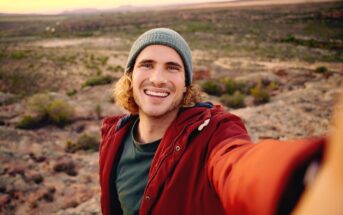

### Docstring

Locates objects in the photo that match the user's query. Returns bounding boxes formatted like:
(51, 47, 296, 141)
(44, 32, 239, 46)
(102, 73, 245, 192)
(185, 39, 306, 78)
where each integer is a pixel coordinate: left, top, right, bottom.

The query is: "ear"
(183, 86, 187, 93)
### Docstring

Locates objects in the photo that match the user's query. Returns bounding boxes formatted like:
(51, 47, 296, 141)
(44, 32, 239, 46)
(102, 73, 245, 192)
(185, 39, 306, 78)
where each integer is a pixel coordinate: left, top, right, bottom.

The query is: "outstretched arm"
(294, 93, 343, 215)
(207, 115, 324, 215)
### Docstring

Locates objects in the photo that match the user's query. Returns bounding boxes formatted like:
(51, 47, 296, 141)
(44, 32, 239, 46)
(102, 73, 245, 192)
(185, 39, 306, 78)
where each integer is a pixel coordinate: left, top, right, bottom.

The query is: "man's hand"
(294, 92, 343, 215)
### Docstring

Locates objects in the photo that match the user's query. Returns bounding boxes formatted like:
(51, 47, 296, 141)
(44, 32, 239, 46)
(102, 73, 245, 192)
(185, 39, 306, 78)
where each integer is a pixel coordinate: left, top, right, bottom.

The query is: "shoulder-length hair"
(114, 73, 203, 114)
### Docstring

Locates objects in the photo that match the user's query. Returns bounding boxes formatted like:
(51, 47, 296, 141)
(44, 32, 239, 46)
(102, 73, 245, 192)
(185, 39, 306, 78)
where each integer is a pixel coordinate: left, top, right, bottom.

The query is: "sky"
(0, 0, 235, 14)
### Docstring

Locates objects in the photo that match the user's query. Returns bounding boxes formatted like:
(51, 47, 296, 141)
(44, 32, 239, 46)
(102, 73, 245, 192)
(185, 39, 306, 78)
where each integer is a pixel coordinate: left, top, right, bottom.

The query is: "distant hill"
(59, 5, 150, 15)
(158, 0, 340, 11)
(60, 8, 101, 15)
(57, 0, 341, 15)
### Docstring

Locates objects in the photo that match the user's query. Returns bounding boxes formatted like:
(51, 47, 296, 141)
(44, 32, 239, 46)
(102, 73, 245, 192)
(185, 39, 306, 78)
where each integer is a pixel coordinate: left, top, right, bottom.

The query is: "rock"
(0, 173, 34, 213)
(29, 153, 47, 163)
(63, 199, 80, 209)
(6, 163, 26, 177)
(0, 92, 18, 105)
(0, 183, 5, 193)
(53, 157, 78, 176)
(24, 171, 44, 184)
(56, 196, 100, 215)
(193, 68, 211, 80)
(42, 186, 55, 202)
(27, 186, 55, 208)
(69, 122, 86, 133)
(273, 68, 288, 77)
(0, 194, 11, 208)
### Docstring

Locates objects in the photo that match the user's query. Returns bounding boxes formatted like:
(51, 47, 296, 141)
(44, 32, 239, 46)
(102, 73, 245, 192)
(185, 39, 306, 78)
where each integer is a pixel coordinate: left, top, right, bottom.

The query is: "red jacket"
(99, 103, 323, 215)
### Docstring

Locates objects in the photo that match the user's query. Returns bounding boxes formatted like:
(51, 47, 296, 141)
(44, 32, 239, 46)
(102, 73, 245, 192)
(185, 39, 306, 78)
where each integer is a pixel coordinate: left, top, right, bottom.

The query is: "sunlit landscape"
(0, 0, 342, 214)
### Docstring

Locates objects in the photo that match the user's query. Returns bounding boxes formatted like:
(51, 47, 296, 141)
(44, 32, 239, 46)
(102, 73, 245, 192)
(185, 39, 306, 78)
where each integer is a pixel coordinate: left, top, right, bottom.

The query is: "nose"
(149, 66, 167, 86)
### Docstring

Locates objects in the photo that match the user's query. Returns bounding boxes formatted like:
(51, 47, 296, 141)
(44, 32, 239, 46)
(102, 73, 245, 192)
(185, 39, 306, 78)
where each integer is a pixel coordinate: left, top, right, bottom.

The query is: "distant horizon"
(0, 0, 338, 15)
(0, 0, 239, 15)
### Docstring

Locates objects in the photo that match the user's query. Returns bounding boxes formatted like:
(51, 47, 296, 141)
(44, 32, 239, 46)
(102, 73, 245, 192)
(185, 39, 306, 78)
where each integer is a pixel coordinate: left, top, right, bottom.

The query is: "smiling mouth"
(144, 89, 170, 98)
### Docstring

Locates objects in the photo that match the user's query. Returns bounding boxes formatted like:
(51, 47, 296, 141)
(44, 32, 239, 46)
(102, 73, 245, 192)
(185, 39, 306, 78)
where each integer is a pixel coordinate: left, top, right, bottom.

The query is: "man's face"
(132, 44, 186, 118)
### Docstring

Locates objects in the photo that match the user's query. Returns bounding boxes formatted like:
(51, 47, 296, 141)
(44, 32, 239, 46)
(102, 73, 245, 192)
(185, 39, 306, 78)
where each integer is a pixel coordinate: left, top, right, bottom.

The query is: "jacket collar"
(115, 102, 215, 132)
(115, 114, 138, 131)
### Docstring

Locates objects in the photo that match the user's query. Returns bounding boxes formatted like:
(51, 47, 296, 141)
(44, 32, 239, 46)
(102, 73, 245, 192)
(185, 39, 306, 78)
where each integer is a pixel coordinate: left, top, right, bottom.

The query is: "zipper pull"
(198, 119, 210, 131)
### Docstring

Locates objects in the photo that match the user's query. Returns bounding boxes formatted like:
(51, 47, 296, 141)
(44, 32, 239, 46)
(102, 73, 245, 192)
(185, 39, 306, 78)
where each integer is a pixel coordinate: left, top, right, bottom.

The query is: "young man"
(99, 28, 341, 215)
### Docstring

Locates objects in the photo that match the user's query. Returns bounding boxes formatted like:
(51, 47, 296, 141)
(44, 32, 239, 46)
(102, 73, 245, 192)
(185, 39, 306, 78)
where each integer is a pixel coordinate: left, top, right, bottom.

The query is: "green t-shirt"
(115, 119, 160, 215)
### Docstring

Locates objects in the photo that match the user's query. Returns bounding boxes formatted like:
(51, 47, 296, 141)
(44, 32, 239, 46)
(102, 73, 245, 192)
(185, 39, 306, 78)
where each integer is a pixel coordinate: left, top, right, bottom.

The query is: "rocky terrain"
(0, 1, 342, 214)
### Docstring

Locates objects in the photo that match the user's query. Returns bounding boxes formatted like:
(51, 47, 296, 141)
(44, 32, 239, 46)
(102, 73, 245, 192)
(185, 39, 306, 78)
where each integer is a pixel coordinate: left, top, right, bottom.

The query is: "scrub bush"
(10, 51, 26, 59)
(267, 81, 279, 91)
(220, 91, 246, 109)
(107, 65, 124, 73)
(47, 99, 74, 127)
(66, 89, 77, 97)
(314, 66, 328, 74)
(201, 80, 222, 96)
(17, 93, 74, 129)
(82, 75, 114, 87)
(65, 133, 99, 153)
(95, 104, 102, 119)
(16, 115, 42, 129)
(0, 69, 42, 95)
(221, 78, 248, 95)
(250, 84, 270, 104)
(27, 93, 53, 115)
(98, 56, 109, 66)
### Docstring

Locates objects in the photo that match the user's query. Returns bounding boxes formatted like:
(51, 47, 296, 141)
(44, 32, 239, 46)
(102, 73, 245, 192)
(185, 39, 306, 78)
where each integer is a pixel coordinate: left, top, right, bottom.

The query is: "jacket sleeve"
(207, 117, 324, 215)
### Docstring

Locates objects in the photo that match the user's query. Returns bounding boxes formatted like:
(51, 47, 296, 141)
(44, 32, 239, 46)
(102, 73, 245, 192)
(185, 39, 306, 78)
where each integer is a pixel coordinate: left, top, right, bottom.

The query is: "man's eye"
(141, 63, 152, 68)
(168, 65, 180, 71)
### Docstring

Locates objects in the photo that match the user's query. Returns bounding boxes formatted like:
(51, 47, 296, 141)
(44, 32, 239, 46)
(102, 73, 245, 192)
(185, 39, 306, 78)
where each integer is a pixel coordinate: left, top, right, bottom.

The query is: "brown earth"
(0, 5, 342, 213)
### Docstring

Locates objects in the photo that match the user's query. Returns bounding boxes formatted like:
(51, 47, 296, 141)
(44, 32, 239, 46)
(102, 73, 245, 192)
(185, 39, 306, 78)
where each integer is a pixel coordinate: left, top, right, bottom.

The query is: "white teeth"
(145, 90, 169, 97)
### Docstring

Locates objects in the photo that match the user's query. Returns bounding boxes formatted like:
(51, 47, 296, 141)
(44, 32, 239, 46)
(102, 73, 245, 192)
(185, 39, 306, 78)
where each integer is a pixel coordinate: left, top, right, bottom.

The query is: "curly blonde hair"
(114, 73, 203, 114)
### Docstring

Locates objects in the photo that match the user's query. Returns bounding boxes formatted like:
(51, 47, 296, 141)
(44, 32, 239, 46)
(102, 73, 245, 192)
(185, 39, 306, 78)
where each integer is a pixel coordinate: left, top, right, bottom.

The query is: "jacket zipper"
(143, 125, 187, 194)
(143, 115, 207, 195)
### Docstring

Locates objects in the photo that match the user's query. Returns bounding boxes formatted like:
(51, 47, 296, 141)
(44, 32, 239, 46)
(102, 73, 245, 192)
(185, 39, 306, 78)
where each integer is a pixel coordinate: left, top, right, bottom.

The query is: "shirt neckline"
(131, 118, 161, 152)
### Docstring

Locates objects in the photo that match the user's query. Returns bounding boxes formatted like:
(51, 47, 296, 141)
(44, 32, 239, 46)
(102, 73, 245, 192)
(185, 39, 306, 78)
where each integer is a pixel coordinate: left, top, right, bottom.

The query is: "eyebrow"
(137, 59, 155, 65)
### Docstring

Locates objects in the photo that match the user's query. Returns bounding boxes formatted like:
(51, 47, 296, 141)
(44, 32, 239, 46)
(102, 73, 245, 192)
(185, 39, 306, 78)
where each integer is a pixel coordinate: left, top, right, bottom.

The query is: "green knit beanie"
(125, 28, 192, 86)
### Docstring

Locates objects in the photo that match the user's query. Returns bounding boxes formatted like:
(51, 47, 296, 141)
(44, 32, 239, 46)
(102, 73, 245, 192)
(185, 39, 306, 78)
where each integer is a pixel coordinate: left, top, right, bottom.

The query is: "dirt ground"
(0, 1, 342, 214)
